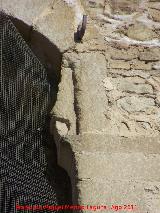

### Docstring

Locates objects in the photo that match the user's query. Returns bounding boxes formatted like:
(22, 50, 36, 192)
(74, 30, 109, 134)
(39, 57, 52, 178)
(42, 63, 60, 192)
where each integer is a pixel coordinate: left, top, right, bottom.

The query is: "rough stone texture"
(1, 0, 84, 52)
(2, 0, 160, 212)
(54, 134, 160, 212)
(50, 67, 76, 136)
(126, 22, 157, 41)
(66, 52, 108, 133)
(148, 8, 160, 22)
(117, 96, 155, 113)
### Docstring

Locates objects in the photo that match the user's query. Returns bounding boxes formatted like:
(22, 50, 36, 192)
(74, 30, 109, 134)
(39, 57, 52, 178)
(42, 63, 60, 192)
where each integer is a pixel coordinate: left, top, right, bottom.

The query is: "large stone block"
(109, 0, 141, 14)
(117, 96, 155, 113)
(73, 52, 108, 133)
(34, 1, 75, 52)
(139, 48, 160, 61)
(131, 60, 152, 70)
(2, 0, 82, 51)
(109, 60, 131, 69)
(1, 0, 53, 25)
(126, 23, 156, 41)
(75, 152, 160, 181)
(104, 77, 154, 94)
(77, 179, 160, 213)
(65, 134, 160, 154)
(55, 134, 160, 212)
(108, 47, 138, 61)
(51, 67, 76, 135)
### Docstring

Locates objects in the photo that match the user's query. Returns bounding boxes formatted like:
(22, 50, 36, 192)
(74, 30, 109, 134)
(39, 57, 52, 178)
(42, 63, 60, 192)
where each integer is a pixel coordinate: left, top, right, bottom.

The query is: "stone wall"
(2, 0, 160, 212)
(52, 0, 160, 137)
(51, 1, 160, 212)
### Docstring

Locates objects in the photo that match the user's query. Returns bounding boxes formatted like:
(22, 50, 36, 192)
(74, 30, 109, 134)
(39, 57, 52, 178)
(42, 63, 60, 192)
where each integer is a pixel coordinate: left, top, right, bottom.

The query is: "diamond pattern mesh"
(0, 13, 58, 212)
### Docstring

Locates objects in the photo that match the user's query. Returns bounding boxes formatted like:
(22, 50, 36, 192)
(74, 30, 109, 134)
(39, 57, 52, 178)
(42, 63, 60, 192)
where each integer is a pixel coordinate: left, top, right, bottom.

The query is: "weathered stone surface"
(156, 93, 160, 106)
(139, 48, 160, 61)
(109, 0, 141, 14)
(123, 82, 153, 94)
(54, 132, 160, 210)
(103, 77, 115, 91)
(108, 47, 138, 61)
(126, 23, 156, 41)
(117, 96, 155, 113)
(72, 52, 108, 133)
(51, 67, 76, 135)
(103, 76, 153, 94)
(81, 0, 105, 19)
(75, 39, 106, 52)
(2, 0, 83, 52)
(34, 1, 75, 52)
(54, 121, 69, 137)
(109, 60, 131, 69)
(86, 0, 105, 8)
(77, 179, 160, 213)
(152, 62, 160, 70)
(146, 77, 160, 91)
(148, 8, 160, 22)
(131, 60, 152, 70)
(148, 2, 160, 9)
(75, 151, 160, 180)
(2, 0, 53, 25)
(108, 69, 150, 79)
(63, 134, 160, 160)
(110, 77, 153, 94)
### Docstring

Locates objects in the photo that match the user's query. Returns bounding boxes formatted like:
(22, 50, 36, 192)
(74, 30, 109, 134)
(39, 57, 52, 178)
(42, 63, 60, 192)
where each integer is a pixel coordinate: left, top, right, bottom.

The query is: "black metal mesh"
(0, 13, 58, 212)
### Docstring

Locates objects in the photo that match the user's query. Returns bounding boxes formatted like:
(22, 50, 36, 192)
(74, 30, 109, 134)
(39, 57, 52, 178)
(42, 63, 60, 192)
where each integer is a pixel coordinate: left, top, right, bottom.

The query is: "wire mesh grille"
(0, 13, 58, 212)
